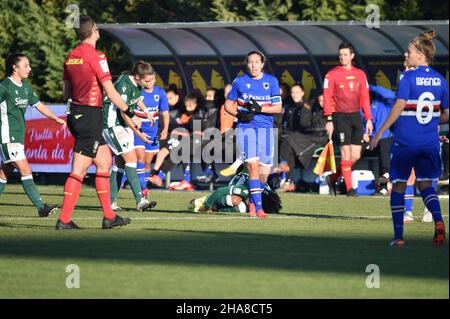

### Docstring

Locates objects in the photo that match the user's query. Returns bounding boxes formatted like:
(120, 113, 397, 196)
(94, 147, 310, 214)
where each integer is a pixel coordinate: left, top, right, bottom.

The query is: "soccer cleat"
(248, 203, 257, 217)
(389, 239, 405, 247)
(346, 188, 358, 197)
(256, 209, 268, 218)
(111, 201, 122, 212)
(38, 203, 57, 217)
(404, 211, 414, 223)
(55, 219, 81, 230)
(219, 165, 238, 177)
(102, 214, 131, 229)
(421, 207, 433, 223)
(189, 196, 207, 212)
(141, 188, 149, 198)
(146, 174, 163, 188)
(137, 198, 157, 212)
(433, 221, 446, 246)
(170, 180, 195, 191)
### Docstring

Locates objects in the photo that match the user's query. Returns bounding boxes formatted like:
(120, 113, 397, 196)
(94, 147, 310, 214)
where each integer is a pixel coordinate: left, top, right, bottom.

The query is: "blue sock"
(248, 179, 263, 212)
(204, 164, 213, 176)
(391, 191, 405, 240)
(158, 170, 166, 180)
(404, 185, 414, 213)
(137, 162, 147, 189)
(421, 187, 442, 223)
(184, 164, 191, 183)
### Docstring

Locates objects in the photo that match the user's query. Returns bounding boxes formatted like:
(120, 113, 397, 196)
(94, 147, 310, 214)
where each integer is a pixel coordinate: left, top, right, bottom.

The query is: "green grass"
(0, 184, 448, 298)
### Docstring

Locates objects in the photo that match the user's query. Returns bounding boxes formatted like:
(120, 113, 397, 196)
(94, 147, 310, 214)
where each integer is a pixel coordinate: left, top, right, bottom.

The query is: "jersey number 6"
(416, 91, 436, 125)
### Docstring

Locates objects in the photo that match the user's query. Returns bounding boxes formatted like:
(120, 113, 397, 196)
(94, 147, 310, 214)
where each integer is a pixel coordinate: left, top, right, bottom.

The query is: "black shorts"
(67, 105, 106, 158)
(332, 112, 364, 146)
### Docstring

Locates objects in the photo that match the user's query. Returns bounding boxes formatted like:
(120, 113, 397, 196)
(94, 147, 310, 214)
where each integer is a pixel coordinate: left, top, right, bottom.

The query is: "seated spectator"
(279, 93, 328, 192)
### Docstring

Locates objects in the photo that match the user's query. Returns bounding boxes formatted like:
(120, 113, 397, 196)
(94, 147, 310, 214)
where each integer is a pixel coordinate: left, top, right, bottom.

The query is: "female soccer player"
(370, 31, 449, 247)
(224, 51, 282, 218)
(0, 53, 66, 217)
(103, 61, 157, 212)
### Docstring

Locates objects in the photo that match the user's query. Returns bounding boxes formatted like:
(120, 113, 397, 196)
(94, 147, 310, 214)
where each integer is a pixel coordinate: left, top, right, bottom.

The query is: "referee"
(56, 15, 138, 230)
(323, 42, 373, 196)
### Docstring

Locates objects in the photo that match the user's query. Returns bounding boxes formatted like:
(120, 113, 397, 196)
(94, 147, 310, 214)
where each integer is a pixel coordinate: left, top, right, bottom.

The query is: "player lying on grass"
(188, 171, 282, 215)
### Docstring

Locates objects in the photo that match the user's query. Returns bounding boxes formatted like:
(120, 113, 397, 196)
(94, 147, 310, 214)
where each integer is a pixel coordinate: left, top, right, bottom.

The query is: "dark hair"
(411, 30, 437, 64)
(244, 50, 265, 64)
(291, 82, 304, 91)
(262, 189, 282, 214)
(5, 53, 27, 76)
(338, 42, 355, 55)
(166, 84, 179, 95)
(130, 60, 155, 78)
(75, 15, 96, 41)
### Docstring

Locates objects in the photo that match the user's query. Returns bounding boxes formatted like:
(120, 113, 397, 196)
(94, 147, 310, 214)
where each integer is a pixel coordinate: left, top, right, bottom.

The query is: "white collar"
(8, 77, 23, 87)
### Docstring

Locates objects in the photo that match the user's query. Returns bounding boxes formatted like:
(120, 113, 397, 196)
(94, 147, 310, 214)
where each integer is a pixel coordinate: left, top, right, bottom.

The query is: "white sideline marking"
(0, 215, 447, 221)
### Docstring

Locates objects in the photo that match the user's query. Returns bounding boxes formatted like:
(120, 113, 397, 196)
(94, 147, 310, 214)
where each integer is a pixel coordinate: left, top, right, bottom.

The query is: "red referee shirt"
(323, 65, 372, 121)
(63, 42, 112, 107)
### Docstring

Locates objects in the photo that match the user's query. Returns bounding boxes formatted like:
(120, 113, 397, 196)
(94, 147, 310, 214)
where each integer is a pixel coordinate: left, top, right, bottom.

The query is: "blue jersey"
(134, 85, 169, 123)
(227, 73, 281, 128)
(395, 66, 449, 146)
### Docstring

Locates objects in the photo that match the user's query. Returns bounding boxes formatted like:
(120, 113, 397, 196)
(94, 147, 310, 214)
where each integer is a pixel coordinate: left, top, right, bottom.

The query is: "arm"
(160, 110, 169, 140)
(224, 98, 238, 117)
(35, 103, 67, 129)
(360, 73, 373, 135)
(136, 99, 155, 125)
(369, 84, 396, 101)
(261, 103, 282, 114)
(102, 80, 131, 112)
(63, 80, 72, 100)
(440, 108, 449, 125)
(369, 99, 407, 150)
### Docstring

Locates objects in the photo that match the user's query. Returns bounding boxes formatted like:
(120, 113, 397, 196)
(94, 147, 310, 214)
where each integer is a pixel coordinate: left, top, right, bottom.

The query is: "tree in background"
(0, 0, 447, 102)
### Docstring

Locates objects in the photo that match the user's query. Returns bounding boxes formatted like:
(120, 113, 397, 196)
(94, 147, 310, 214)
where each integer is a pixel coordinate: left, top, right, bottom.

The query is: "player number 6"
(416, 91, 435, 125)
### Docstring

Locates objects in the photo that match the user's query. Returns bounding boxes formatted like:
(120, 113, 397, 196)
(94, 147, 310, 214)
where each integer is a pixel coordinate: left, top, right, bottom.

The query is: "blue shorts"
(134, 122, 160, 153)
(390, 141, 441, 183)
(236, 124, 274, 166)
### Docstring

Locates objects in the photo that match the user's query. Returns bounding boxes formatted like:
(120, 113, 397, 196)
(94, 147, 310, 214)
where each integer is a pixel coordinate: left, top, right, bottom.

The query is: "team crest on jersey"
(263, 82, 269, 90)
(246, 84, 251, 89)
(154, 95, 160, 102)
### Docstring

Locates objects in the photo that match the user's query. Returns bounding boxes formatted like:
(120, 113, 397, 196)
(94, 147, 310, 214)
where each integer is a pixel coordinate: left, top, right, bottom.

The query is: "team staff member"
(0, 53, 66, 217)
(323, 42, 373, 196)
(224, 51, 282, 218)
(56, 15, 137, 230)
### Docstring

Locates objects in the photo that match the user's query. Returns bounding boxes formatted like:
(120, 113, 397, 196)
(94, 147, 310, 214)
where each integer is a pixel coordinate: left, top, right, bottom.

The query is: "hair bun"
(420, 30, 436, 40)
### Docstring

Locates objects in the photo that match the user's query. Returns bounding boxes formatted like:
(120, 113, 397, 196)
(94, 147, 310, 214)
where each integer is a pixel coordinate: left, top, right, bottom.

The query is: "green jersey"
(0, 78, 40, 144)
(227, 172, 250, 200)
(103, 74, 143, 128)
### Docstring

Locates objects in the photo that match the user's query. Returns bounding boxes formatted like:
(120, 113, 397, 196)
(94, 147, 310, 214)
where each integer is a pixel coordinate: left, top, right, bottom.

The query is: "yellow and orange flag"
(313, 141, 337, 176)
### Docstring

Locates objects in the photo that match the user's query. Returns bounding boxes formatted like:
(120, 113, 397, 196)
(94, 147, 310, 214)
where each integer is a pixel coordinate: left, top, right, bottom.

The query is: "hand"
(236, 111, 255, 123)
(365, 119, 373, 136)
(146, 112, 155, 126)
(55, 118, 67, 129)
(325, 122, 334, 140)
(245, 98, 262, 113)
(363, 133, 371, 143)
(369, 133, 381, 150)
(160, 129, 168, 141)
(137, 131, 151, 143)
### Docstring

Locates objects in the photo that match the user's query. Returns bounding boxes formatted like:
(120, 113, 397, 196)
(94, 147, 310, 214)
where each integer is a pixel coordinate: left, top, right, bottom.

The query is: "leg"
(92, 144, 116, 220)
(135, 147, 147, 190)
(0, 163, 15, 196)
(339, 145, 353, 192)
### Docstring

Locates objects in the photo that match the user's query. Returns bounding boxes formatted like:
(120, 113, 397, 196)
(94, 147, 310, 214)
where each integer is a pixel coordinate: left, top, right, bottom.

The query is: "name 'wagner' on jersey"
(395, 65, 449, 146)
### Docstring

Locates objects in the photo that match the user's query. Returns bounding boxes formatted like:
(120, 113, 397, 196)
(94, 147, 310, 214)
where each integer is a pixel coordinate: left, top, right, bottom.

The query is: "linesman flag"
(313, 141, 336, 176)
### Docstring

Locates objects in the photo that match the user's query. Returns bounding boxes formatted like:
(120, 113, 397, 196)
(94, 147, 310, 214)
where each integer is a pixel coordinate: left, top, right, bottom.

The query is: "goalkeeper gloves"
(236, 111, 255, 123)
(245, 98, 262, 113)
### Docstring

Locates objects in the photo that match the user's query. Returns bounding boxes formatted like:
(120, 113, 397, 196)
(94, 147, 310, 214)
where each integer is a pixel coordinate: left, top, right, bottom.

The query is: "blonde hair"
(410, 30, 437, 64)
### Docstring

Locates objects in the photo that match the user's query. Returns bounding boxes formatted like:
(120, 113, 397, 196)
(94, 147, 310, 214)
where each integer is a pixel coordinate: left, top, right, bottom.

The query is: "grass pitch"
(0, 184, 448, 298)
